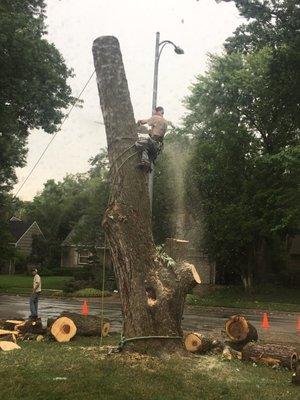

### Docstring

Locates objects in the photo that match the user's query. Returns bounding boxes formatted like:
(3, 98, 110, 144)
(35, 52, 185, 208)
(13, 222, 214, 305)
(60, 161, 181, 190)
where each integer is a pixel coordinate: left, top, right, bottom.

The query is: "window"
(78, 249, 92, 265)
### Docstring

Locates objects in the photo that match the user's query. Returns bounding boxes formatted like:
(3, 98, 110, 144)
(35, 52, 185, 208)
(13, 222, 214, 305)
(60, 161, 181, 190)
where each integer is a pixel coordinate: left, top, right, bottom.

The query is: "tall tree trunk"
(92, 36, 200, 353)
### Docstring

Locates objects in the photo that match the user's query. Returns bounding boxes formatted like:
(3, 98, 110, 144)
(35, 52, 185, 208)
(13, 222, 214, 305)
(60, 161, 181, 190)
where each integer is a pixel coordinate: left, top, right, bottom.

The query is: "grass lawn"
(187, 285, 300, 312)
(0, 275, 71, 295)
(0, 336, 297, 400)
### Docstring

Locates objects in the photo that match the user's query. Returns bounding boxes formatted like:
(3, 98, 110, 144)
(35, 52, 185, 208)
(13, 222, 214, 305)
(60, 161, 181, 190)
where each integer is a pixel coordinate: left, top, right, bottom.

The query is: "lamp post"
(149, 32, 184, 213)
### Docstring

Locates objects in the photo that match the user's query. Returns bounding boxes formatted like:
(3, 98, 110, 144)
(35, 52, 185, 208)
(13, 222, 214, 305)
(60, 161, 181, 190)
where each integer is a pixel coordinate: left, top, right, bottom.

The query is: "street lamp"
(149, 32, 184, 213)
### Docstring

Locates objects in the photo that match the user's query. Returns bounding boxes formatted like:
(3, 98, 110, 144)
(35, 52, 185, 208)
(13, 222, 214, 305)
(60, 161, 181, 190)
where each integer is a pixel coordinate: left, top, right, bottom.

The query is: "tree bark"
(92, 36, 200, 353)
(242, 342, 298, 370)
(17, 319, 45, 335)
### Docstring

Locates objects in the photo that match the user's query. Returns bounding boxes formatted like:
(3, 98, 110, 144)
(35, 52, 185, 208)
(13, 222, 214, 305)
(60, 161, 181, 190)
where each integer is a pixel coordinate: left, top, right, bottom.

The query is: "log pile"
(0, 319, 46, 347)
(0, 313, 111, 345)
(183, 315, 299, 371)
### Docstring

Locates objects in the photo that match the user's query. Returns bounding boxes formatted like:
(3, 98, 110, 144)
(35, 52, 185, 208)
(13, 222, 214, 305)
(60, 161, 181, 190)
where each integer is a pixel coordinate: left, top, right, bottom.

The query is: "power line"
(15, 70, 96, 197)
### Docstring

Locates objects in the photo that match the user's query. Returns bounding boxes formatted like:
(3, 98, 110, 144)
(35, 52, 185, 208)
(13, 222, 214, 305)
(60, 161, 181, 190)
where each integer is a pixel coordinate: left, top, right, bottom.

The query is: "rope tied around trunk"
(118, 335, 183, 350)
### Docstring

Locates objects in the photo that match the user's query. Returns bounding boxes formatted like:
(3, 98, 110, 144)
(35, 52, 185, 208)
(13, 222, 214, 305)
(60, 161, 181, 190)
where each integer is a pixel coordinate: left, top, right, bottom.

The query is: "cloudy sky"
(14, 0, 241, 200)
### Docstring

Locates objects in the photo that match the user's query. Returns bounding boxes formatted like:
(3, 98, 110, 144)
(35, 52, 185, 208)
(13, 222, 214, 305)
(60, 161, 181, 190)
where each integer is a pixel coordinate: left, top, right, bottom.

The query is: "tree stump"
(225, 315, 258, 350)
(242, 342, 298, 370)
(92, 36, 200, 354)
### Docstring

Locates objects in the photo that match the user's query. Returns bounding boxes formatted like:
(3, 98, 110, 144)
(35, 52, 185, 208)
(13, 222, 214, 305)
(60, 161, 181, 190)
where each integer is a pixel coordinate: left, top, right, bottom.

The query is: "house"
(61, 227, 112, 269)
(287, 234, 300, 284)
(1, 217, 44, 274)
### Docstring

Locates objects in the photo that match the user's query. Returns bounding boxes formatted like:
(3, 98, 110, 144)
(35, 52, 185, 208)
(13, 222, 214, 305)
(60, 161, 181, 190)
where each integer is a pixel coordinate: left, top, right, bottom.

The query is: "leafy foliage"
(184, 0, 300, 289)
(23, 158, 109, 267)
(0, 0, 74, 259)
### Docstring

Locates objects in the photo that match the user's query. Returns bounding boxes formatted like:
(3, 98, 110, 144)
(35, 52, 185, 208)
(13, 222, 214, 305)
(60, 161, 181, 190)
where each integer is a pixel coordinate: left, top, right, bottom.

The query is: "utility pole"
(149, 32, 160, 213)
(148, 32, 184, 214)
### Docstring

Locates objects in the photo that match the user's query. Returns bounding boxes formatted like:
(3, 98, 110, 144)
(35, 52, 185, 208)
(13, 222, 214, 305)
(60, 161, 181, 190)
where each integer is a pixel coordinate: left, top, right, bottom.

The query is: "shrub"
(63, 279, 91, 293)
(73, 288, 111, 297)
(50, 267, 75, 276)
(73, 266, 95, 281)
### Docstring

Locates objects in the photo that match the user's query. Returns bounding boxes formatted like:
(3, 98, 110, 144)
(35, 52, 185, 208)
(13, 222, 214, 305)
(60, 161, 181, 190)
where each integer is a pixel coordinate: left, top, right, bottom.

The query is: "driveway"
(0, 295, 299, 346)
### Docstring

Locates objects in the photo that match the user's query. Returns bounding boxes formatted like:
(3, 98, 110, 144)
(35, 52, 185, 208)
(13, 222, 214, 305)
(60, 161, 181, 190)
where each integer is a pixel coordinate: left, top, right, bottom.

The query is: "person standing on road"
(29, 268, 41, 320)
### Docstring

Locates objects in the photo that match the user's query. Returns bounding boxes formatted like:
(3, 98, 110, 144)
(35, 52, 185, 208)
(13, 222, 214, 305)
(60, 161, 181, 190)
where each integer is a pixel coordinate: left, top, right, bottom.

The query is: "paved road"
(0, 295, 299, 346)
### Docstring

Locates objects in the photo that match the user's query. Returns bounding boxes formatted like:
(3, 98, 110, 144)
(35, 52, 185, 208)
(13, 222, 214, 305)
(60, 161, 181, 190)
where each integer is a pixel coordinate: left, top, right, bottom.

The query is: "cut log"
(184, 332, 215, 353)
(50, 317, 77, 342)
(21, 333, 44, 342)
(242, 342, 298, 370)
(0, 333, 17, 343)
(17, 319, 45, 335)
(48, 312, 110, 337)
(0, 329, 19, 336)
(0, 341, 21, 351)
(2, 320, 24, 330)
(5, 320, 24, 324)
(225, 315, 258, 350)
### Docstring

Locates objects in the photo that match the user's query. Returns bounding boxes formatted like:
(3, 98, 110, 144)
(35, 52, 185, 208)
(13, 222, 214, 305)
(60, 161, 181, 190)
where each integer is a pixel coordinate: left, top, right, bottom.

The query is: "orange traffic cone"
(262, 312, 270, 329)
(297, 317, 300, 332)
(81, 299, 89, 316)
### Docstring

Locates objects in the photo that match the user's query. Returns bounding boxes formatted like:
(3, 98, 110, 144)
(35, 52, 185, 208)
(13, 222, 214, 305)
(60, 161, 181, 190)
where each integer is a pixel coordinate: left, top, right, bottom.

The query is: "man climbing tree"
(135, 106, 169, 172)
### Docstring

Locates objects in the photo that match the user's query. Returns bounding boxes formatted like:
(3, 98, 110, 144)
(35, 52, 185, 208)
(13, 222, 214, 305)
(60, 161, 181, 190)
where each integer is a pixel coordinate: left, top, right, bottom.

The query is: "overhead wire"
(14, 69, 96, 197)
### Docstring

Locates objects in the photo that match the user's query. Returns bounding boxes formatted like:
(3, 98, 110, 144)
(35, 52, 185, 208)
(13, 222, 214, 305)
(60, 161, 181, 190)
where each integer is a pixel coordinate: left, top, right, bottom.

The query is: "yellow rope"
(99, 234, 107, 348)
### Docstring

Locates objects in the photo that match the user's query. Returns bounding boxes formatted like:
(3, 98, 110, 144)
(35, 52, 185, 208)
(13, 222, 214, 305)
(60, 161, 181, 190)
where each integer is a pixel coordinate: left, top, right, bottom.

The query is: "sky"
(14, 0, 241, 200)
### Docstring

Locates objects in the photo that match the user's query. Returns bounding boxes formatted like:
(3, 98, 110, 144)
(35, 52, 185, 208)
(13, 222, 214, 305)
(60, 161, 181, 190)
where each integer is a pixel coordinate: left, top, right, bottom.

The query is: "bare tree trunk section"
(92, 36, 200, 353)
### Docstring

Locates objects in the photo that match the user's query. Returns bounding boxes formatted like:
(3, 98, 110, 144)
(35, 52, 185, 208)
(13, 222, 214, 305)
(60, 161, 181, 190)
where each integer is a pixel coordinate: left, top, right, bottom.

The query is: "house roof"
(62, 216, 104, 247)
(9, 218, 43, 243)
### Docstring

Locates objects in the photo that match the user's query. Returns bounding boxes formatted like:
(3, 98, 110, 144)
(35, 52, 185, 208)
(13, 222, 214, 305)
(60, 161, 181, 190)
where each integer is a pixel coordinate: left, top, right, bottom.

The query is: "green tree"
(183, 36, 299, 289)
(184, 0, 300, 289)
(225, 0, 299, 53)
(0, 0, 74, 255)
(24, 152, 109, 267)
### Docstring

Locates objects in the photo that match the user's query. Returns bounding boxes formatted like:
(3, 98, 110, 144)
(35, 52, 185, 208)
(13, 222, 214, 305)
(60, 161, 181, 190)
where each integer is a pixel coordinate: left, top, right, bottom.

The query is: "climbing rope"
(118, 335, 183, 351)
(99, 234, 107, 348)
